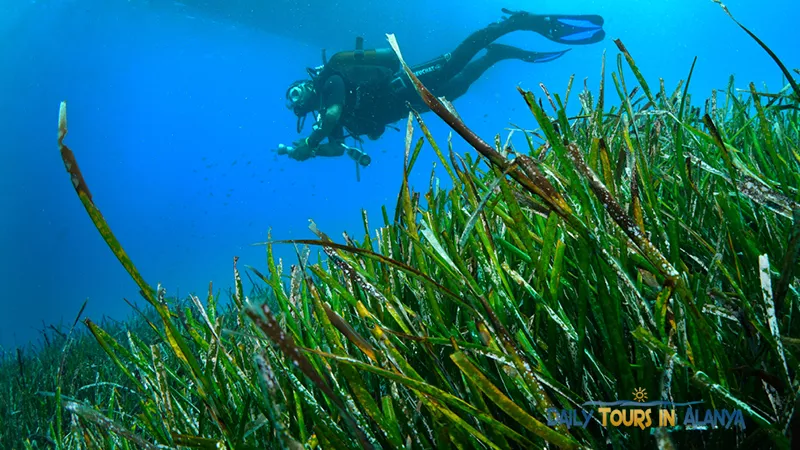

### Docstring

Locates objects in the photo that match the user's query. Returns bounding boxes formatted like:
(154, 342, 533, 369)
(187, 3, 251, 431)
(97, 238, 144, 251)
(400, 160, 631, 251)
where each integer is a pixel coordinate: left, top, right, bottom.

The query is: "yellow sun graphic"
(633, 387, 648, 402)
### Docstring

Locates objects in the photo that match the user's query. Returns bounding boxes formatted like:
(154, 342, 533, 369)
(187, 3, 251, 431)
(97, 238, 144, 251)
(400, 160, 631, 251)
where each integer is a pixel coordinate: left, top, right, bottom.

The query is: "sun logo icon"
(633, 387, 648, 402)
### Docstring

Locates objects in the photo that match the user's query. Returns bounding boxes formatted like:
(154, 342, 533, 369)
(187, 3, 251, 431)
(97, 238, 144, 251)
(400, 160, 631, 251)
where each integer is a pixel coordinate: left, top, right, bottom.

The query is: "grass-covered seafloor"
(3, 4, 800, 449)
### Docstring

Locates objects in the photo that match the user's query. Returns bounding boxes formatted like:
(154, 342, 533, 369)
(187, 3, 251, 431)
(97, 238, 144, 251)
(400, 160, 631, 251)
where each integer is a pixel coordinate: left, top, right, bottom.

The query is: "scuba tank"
(313, 36, 400, 87)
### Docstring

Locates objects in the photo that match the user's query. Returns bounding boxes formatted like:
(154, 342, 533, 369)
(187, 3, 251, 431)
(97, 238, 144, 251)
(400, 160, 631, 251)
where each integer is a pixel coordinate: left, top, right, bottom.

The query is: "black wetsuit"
(306, 11, 604, 147)
(309, 47, 523, 146)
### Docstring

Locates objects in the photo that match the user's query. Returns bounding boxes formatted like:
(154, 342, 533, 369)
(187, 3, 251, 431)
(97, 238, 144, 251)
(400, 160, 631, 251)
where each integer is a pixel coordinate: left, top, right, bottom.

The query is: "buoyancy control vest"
(314, 37, 399, 88)
(309, 37, 402, 138)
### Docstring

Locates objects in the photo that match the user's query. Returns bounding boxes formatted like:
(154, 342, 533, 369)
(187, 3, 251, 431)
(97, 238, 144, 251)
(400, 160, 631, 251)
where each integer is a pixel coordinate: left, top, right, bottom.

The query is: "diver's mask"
(285, 80, 317, 132)
(285, 80, 315, 113)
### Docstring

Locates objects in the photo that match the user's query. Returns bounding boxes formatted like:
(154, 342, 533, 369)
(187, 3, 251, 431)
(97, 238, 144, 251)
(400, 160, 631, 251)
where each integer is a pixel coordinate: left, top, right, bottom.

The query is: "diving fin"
(486, 43, 571, 63)
(501, 8, 605, 45)
(529, 49, 571, 63)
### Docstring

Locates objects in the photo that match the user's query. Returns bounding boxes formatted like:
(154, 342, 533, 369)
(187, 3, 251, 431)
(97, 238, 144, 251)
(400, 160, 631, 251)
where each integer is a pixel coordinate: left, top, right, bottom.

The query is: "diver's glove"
(292, 137, 315, 157)
(276, 138, 314, 156)
(276, 143, 293, 155)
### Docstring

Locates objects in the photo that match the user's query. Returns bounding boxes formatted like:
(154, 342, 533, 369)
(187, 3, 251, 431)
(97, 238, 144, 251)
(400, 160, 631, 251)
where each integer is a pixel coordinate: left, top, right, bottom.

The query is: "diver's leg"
(415, 10, 604, 86)
(499, 8, 605, 45)
(435, 44, 571, 101)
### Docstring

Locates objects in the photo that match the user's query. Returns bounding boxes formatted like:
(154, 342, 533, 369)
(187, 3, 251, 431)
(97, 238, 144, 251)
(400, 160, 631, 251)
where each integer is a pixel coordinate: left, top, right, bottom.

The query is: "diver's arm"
(307, 105, 342, 148)
(306, 75, 346, 148)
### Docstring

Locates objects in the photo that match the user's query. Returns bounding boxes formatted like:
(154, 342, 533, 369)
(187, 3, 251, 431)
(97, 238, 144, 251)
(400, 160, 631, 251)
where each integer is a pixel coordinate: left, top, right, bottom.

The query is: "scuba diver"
(276, 8, 605, 167)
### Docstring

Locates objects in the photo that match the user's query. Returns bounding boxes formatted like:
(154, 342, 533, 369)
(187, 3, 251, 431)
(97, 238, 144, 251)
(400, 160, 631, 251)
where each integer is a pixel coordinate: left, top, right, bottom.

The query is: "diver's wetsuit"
(299, 10, 604, 158)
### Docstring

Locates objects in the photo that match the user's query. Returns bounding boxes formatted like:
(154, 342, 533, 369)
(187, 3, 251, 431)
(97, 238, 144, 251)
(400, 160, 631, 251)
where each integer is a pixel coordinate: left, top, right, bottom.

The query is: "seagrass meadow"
(2, 3, 800, 449)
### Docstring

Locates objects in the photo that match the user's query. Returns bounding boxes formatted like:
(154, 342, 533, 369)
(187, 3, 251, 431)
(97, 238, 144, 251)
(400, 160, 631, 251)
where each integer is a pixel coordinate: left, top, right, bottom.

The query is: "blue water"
(1, 0, 797, 350)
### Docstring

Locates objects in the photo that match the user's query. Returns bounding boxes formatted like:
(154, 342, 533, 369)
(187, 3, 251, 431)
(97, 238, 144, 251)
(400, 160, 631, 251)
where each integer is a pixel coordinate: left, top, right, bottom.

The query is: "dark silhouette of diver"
(276, 8, 605, 166)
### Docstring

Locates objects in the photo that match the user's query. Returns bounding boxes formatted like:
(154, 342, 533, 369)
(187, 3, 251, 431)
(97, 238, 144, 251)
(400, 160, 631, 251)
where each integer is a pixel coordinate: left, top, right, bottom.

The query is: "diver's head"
(285, 79, 318, 117)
